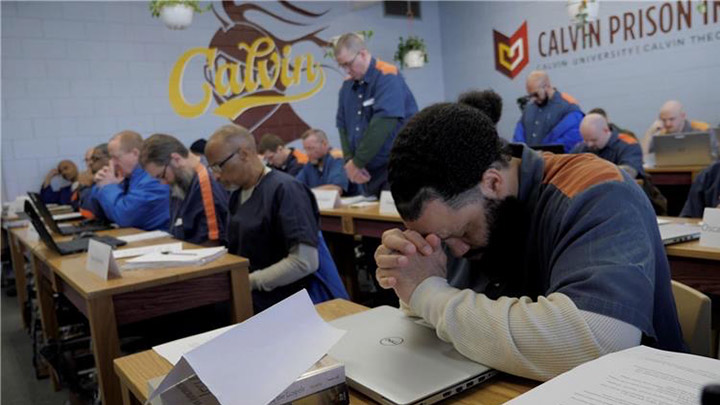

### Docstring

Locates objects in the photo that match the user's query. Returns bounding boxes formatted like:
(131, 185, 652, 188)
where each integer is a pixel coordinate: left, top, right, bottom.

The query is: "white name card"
(312, 189, 340, 210)
(86, 239, 121, 280)
(700, 208, 720, 248)
(379, 191, 400, 216)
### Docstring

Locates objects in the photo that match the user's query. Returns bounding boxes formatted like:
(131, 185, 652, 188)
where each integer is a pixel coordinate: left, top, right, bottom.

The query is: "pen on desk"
(161, 251, 196, 256)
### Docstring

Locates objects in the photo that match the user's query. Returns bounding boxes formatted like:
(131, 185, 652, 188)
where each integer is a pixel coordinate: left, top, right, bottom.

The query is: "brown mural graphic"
(208, 1, 330, 144)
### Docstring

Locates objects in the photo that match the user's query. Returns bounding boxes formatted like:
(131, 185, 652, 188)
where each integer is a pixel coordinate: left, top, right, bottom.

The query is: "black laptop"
(24, 201, 126, 255)
(27, 192, 112, 236)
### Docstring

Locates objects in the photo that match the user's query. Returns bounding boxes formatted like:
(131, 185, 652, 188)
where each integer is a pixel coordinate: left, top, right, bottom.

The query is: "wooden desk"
(320, 203, 402, 238)
(645, 165, 708, 216)
(659, 217, 720, 326)
(644, 165, 707, 185)
(6, 225, 42, 329)
(29, 228, 252, 405)
(114, 299, 537, 405)
(319, 204, 403, 298)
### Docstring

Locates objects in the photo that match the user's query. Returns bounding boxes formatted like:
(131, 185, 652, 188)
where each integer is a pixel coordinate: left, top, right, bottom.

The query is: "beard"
(462, 196, 525, 259)
(173, 167, 195, 194)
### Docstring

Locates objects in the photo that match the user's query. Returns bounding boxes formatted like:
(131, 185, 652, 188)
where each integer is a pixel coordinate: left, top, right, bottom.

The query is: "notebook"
(659, 223, 701, 245)
(328, 306, 496, 405)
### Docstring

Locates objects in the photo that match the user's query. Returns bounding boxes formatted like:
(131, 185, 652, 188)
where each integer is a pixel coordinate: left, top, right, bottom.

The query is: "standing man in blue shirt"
(296, 128, 353, 196)
(140, 133, 228, 245)
(335, 32, 418, 196)
(513, 70, 584, 152)
(92, 130, 170, 231)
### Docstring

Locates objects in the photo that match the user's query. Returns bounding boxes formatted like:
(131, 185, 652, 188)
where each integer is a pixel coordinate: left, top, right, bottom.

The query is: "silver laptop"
(328, 306, 496, 405)
(654, 131, 713, 166)
(659, 223, 701, 245)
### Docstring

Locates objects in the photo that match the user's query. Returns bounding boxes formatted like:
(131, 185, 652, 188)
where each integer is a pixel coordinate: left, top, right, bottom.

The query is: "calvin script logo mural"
(169, 2, 331, 143)
(493, 22, 530, 79)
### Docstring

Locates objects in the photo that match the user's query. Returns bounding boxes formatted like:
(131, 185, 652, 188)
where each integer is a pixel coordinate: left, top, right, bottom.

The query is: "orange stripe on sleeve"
(293, 149, 309, 164)
(375, 60, 398, 75)
(618, 133, 638, 145)
(543, 154, 624, 198)
(195, 164, 220, 241)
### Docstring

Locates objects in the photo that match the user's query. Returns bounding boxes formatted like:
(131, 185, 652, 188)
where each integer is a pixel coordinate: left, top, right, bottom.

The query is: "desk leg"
(8, 233, 29, 329)
(30, 255, 62, 390)
(87, 296, 122, 405)
(31, 255, 58, 341)
(323, 232, 359, 300)
(120, 385, 141, 405)
(230, 268, 253, 323)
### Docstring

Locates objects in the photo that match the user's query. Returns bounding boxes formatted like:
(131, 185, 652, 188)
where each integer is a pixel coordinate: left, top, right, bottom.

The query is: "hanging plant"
(567, 0, 600, 27)
(324, 30, 374, 59)
(149, 0, 210, 30)
(394, 36, 428, 69)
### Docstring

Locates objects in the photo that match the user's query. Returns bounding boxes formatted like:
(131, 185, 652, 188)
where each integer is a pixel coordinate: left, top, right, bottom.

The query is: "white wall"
(1, 1, 445, 202)
(439, 1, 720, 141)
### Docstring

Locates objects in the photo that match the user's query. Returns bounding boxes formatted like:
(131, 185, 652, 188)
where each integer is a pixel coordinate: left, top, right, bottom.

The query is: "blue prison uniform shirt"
(90, 166, 170, 231)
(170, 165, 228, 245)
(571, 129, 645, 177)
(447, 144, 685, 352)
(40, 184, 73, 205)
(295, 151, 351, 194)
(680, 161, 720, 218)
(513, 91, 584, 153)
(226, 170, 346, 312)
(336, 58, 418, 195)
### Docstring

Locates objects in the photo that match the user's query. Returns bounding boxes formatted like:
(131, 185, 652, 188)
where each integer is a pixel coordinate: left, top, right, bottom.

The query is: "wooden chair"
(671, 280, 712, 357)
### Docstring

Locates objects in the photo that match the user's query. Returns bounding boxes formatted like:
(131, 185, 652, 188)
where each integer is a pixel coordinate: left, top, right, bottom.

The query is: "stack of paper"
(118, 230, 171, 243)
(122, 247, 227, 270)
(340, 195, 378, 207)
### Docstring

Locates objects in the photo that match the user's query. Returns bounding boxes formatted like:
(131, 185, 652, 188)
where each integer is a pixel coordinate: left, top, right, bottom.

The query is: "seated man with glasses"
(206, 124, 348, 313)
(91, 130, 170, 231)
(139, 133, 228, 245)
(72, 143, 111, 219)
(513, 70, 584, 153)
(334, 32, 418, 196)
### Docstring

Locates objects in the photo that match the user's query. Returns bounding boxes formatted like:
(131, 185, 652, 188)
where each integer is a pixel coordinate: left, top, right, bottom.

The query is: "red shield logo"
(493, 22, 529, 79)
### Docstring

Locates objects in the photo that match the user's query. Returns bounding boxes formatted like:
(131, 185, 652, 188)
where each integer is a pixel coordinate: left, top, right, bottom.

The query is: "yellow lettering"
(169, 47, 216, 118)
(280, 45, 301, 87)
(258, 53, 280, 90)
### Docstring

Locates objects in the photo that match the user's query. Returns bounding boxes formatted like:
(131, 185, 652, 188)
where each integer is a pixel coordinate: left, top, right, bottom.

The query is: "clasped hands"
(374, 228, 447, 304)
(94, 164, 123, 187)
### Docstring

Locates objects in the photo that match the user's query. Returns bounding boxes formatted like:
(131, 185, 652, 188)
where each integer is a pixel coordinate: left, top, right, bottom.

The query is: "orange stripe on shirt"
(543, 153, 624, 198)
(618, 133, 638, 145)
(292, 148, 309, 164)
(690, 121, 710, 131)
(195, 164, 219, 241)
(375, 60, 398, 75)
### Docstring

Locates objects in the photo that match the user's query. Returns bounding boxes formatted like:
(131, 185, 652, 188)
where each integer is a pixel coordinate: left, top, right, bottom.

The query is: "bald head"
(110, 130, 143, 153)
(84, 147, 95, 169)
(58, 160, 78, 181)
(206, 124, 264, 191)
(207, 124, 256, 154)
(658, 100, 686, 134)
(525, 70, 554, 106)
(580, 113, 612, 151)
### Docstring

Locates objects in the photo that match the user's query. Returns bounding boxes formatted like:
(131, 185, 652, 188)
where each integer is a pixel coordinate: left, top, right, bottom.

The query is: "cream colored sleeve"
(409, 277, 641, 381)
(250, 243, 319, 292)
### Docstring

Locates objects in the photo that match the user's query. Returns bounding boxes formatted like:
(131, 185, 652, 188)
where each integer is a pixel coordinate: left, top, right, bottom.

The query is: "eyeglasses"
(209, 149, 239, 173)
(337, 52, 359, 70)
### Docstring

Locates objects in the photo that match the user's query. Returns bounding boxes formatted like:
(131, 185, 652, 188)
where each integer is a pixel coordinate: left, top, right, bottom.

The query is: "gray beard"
(171, 184, 186, 200)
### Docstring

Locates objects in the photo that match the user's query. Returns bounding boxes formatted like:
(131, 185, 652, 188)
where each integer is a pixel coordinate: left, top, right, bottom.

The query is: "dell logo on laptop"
(380, 337, 404, 346)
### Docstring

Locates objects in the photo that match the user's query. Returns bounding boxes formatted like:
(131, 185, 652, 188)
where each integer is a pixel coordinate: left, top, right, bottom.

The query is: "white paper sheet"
(656, 218, 672, 225)
(153, 324, 236, 366)
(52, 212, 83, 221)
(506, 345, 720, 405)
(112, 243, 184, 259)
(149, 290, 346, 405)
(117, 230, 171, 243)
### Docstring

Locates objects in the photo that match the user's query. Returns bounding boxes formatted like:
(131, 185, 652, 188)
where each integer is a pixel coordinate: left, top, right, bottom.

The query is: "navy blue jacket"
(513, 91, 584, 153)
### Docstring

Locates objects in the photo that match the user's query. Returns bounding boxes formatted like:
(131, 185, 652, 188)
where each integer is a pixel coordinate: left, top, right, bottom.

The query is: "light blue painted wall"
(439, 1, 720, 142)
(1, 1, 444, 201)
